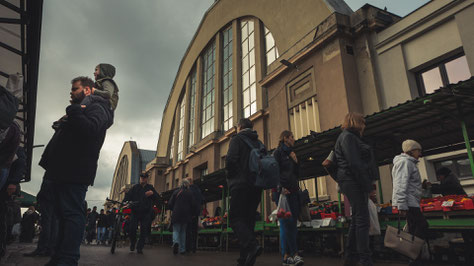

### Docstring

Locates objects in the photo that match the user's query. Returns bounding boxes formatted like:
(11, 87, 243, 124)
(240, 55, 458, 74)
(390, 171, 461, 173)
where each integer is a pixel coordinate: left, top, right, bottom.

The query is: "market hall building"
(142, 0, 474, 216)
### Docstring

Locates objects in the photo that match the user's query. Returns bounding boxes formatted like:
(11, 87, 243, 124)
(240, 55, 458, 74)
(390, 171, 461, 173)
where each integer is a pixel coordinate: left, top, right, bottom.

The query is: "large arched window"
(201, 40, 216, 138)
(264, 26, 279, 67)
(177, 93, 186, 161)
(169, 127, 175, 164)
(114, 155, 128, 200)
(241, 19, 257, 118)
(222, 26, 233, 131)
(188, 69, 197, 149)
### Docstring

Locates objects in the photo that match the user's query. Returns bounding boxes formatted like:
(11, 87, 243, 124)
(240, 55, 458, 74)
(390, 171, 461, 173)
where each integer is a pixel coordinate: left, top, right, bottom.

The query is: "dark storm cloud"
(21, 0, 429, 203)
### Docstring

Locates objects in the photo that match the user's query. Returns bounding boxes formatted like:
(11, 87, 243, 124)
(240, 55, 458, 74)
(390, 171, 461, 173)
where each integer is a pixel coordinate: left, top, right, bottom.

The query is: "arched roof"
(156, 0, 352, 156)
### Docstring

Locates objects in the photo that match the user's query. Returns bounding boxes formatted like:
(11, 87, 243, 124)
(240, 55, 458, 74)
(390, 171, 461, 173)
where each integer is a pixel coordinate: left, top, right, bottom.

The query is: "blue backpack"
(239, 136, 280, 189)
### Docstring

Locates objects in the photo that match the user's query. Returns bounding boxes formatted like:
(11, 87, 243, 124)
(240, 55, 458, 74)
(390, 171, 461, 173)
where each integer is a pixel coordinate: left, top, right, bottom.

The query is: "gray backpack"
(239, 136, 280, 189)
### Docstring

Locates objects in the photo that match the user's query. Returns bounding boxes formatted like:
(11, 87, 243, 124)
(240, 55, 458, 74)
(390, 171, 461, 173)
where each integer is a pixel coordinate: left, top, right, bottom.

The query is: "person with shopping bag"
(389, 140, 428, 266)
(273, 130, 304, 266)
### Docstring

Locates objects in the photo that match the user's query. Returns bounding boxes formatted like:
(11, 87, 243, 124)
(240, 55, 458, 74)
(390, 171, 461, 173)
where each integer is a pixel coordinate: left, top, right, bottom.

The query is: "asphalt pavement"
(2, 242, 409, 266)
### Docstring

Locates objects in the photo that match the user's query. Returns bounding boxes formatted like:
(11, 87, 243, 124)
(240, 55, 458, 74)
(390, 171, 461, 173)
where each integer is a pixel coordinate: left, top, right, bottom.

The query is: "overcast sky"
(21, 0, 430, 208)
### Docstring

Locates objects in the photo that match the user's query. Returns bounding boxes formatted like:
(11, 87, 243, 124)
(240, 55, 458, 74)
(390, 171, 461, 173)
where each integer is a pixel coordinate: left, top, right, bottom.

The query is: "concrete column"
(215, 33, 223, 133)
(194, 56, 203, 144)
(254, 19, 265, 111)
(233, 20, 242, 124)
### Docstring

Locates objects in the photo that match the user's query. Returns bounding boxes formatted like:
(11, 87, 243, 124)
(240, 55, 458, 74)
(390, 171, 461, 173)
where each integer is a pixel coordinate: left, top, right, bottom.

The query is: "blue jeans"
(49, 182, 88, 266)
(173, 223, 187, 253)
(279, 217, 298, 257)
(37, 179, 58, 254)
(97, 227, 106, 242)
(0, 168, 9, 190)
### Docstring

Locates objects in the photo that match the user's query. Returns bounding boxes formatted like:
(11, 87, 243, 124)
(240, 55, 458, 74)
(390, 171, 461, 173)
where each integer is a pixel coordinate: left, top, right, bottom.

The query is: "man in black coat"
(225, 118, 263, 266)
(39, 76, 113, 266)
(123, 173, 160, 254)
(430, 167, 466, 196)
(86, 206, 98, 244)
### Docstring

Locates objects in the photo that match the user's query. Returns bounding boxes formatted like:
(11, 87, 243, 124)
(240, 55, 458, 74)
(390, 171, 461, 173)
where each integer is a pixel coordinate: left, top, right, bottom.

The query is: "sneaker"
(130, 243, 135, 252)
(173, 243, 179, 255)
(293, 255, 304, 266)
(283, 257, 295, 266)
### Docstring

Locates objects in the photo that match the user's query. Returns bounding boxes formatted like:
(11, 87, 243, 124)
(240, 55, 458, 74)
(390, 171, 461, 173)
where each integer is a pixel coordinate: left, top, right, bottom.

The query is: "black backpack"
(0, 85, 18, 130)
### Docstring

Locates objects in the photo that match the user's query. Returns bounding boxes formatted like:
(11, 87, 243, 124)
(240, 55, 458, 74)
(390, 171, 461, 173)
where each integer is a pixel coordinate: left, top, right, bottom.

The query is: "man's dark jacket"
(168, 186, 196, 224)
(431, 173, 466, 196)
(189, 184, 203, 216)
(39, 95, 114, 185)
(334, 129, 379, 192)
(86, 211, 98, 229)
(273, 144, 299, 191)
(225, 129, 260, 191)
(123, 183, 160, 215)
(97, 213, 108, 228)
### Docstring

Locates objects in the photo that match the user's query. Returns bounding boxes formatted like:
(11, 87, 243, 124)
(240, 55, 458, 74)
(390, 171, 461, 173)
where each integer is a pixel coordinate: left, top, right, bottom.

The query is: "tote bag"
(384, 215, 424, 260)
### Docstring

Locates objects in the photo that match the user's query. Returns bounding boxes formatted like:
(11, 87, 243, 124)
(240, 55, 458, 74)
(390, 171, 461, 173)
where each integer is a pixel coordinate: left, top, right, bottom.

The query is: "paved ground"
(2, 242, 409, 266)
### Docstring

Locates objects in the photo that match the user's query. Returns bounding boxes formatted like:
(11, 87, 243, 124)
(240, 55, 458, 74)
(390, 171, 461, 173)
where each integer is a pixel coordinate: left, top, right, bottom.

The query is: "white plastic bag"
(276, 194, 292, 219)
(368, 199, 381, 235)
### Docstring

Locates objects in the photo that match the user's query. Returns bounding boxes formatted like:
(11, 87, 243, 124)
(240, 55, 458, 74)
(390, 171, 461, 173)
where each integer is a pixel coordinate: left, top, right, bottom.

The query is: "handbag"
(384, 214, 424, 260)
(298, 204, 311, 222)
(298, 182, 310, 206)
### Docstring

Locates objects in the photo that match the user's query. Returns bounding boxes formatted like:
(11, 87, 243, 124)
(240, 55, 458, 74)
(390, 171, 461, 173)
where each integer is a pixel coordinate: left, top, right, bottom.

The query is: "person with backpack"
(225, 118, 264, 266)
(334, 112, 378, 266)
(273, 130, 304, 266)
(168, 179, 196, 255)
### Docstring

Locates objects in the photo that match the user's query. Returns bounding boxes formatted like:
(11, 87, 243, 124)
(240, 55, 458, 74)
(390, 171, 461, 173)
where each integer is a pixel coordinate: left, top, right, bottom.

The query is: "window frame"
(201, 40, 216, 139)
(417, 53, 470, 96)
(222, 25, 234, 132)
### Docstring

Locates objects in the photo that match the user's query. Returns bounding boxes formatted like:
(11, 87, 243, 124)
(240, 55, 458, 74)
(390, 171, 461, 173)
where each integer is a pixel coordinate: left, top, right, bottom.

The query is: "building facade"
(109, 141, 156, 202)
(147, 0, 474, 216)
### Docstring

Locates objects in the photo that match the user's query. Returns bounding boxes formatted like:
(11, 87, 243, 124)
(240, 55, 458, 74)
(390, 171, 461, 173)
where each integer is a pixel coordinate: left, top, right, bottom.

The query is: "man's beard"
(71, 91, 85, 104)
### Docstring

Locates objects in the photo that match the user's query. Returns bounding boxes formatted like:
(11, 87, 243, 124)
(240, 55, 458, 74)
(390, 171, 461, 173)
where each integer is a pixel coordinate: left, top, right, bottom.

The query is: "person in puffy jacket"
(392, 140, 428, 266)
(273, 130, 304, 266)
(334, 112, 378, 266)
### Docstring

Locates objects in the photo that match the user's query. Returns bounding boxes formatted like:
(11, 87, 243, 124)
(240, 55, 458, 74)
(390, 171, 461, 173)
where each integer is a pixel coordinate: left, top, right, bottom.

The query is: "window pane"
(266, 34, 275, 51)
(445, 56, 471, 84)
(249, 66, 256, 84)
(421, 67, 443, 94)
(457, 159, 472, 178)
(249, 49, 255, 67)
(243, 71, 249, 88)
(241, 23, 248, 39)
(243, 88, 249, 105)
(248, 20, 254, 33)
(242, 39, 249, 56)
(267, 48, 276, 65)
(250, 83, 256, 102)
(249, 32, 255, 50)
(242, 55, 249, 73)
(251, 102, 257, 114)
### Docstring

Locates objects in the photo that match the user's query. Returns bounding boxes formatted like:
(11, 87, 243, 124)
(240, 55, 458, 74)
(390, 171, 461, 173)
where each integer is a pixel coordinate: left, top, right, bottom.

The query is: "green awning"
(18, 191, 37, 207)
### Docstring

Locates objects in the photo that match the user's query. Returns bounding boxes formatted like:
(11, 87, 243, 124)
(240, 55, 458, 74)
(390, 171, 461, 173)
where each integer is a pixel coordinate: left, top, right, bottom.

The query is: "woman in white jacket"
(392, 140, 428, 266)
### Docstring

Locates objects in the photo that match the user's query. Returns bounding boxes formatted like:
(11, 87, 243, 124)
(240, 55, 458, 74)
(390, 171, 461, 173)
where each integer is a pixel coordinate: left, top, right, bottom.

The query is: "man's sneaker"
(173, 243, 179, 255)
(282, 257, 295, 266)
(130, 243, 135, 252)
(293, 255, 304, 266)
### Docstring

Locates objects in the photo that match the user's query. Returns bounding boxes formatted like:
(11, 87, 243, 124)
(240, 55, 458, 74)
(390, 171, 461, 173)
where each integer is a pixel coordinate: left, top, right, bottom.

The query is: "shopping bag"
(276, 194, 292, 219)
(11, 223, 20, 236)
(384, 215, 424, 260)
(298, 182, 311, 206)
(368, 199, 381, 235)
(298, 204, 311, 222)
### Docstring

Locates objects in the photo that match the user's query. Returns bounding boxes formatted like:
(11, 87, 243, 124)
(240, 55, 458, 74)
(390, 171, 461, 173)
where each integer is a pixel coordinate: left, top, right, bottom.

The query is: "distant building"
(108, 141, 156, 202)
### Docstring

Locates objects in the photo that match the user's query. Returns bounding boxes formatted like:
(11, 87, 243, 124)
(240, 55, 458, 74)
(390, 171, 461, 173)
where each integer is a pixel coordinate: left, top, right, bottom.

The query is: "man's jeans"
(186, 216, 198, 252)
(97, 227, 106, 243)
(49, 182, 88, 266)
(37, 179, 58, 254)
(129, 212, 152, 251)
(173, 223, 187, 253)
(279, 216, 298, 257)
(340, 180, 372, 266)
(229, 186, 262, 264)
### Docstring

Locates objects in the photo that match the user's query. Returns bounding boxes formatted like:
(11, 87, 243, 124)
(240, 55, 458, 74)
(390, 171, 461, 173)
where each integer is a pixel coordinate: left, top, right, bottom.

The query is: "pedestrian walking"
(225, 118, 263, 266)
(86, 206, 99, 244)
(186, 177, 203, 253)
(123, 172, 160, 254)
(168, 179, 196, 255)
(97, 209, 107, 245)
(24, 178, 58, 257)
(334, 112, 378, 266)
(273, 130, 304, 266)
(39, 76, 114, 265)
(19, 206, 39, 243)
(392, 140, 428, 266)
(106, 209, 115, 245)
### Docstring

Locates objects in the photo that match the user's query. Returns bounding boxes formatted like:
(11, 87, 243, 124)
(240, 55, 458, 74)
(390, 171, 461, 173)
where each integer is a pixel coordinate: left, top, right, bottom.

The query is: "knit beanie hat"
(402, 140, 422, 153)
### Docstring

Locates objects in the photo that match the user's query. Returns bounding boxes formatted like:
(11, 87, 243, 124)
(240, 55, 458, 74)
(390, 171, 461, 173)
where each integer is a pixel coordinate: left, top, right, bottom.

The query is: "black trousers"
(186, 216, 198, 252)
(129, 212, 152, 251)
(229, 186, 262, 264)
(340, 180, 372, 266)
(406, 207, 428, 240)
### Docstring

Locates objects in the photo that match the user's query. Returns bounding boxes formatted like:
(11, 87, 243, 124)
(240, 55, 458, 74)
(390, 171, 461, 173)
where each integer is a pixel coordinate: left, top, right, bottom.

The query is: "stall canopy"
(161, 169, 227, 205)
(294, 77, 474, 180)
